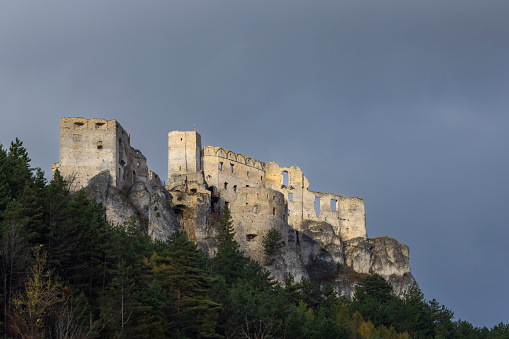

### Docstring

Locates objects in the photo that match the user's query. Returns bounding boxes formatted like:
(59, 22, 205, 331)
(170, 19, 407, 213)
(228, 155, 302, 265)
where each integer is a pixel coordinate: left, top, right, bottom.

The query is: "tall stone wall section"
(202, 146, 265, 212)
(265, 162, 366, 240)
(168, 131, 202, 184)
(53, 117, 149, 192)
(185, 141, 367, 241)
(230, 187, 288, 263)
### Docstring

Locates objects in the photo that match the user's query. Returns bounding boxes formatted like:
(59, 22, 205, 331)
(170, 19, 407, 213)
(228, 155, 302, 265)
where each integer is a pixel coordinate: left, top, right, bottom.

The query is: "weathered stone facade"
(168, 131, 366, 242)
(54, 118, 418, 298)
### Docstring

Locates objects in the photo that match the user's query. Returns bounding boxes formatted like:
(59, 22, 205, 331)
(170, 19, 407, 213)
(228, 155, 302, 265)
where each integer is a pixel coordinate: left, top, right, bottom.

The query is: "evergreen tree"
(213, 204, 246, 286)
(152, 231, 221, 338)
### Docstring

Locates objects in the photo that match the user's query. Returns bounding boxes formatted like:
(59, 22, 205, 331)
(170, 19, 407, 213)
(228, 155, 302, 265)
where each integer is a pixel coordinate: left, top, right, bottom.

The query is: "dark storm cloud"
(1, 0, 508, 327)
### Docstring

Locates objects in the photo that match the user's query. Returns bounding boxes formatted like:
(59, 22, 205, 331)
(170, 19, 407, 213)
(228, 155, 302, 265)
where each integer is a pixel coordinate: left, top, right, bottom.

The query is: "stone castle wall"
(53, 117, 156, 191)
(230, 187, 288, 263)
(172, 132, 367, 241)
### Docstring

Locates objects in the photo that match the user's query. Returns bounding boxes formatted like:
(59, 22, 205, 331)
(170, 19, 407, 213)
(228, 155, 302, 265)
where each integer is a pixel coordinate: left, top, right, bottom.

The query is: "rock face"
(265, 222, 418, 299)
(85, 170, 179, 239)
(53, 117, 419, 301)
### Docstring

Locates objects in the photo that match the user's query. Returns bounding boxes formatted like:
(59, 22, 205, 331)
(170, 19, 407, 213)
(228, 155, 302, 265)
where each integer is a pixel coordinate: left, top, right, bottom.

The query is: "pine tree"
(152, 232, 221, 338)
(213, 205, 246, 286)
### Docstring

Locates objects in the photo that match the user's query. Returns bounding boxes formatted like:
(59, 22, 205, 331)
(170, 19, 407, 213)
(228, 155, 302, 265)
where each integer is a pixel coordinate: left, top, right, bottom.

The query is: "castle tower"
(54, 117, 136, 191)
(168, 131, 202, 182)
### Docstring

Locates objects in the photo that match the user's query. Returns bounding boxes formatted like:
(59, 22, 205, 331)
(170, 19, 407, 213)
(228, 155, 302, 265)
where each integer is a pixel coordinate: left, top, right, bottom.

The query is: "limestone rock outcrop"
(85, 170, 179, 239)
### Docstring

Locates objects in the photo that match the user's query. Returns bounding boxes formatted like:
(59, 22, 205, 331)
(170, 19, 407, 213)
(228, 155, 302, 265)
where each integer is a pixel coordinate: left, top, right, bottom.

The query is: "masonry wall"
(168, 131, 202, 180)
(264, 162, 366, 240)
(202, 146, 265, 210)
(230, 187, 288, 263)
(165, 130, 366, 241)
(54, 117, 149, 191)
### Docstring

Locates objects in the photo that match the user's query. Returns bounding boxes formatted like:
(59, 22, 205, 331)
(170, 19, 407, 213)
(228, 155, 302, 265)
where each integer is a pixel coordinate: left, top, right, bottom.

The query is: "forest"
(0, 138, 508, 338)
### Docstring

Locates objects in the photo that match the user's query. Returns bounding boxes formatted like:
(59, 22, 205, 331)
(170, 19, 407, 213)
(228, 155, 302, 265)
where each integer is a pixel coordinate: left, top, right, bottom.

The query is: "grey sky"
(1, 0, 508, 327)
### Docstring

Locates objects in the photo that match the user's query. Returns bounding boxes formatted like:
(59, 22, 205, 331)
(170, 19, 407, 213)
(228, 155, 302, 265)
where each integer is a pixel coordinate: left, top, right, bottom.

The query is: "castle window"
(191, 188, 197, 193)
(97, 141, 103, 149)
(230, 164, 234, 173)
(137, 162, 140, 168)
(246, 185, 249, 187)
(315, 197, 321, 217)
(233, 185, 237, 193)
(74, 122, 84, 128)
(95, 123, 104, 128)
(282, 171, 289, 187)
(246, 234, 257, 242)
(288, 209, 290, 216)
(289, 193, 293, 201)
(247, 171, 250, 178)
(331, 199, 337, 211)
(219, 162, 223, 171)
(224, 182, 228, 190)
(273, 208, 276, 215)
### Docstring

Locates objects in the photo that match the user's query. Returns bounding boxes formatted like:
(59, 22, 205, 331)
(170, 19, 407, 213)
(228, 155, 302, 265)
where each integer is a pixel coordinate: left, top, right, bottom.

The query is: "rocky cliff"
(90, 178, 417, 299)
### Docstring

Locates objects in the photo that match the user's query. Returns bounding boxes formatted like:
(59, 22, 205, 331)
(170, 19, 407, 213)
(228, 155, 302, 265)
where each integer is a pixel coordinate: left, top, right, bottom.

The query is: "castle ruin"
(52, 117, 417, 297)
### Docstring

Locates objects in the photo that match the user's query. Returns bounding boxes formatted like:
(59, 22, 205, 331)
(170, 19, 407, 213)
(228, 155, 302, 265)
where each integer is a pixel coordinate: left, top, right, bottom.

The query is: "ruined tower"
(167, 131, 202, 179)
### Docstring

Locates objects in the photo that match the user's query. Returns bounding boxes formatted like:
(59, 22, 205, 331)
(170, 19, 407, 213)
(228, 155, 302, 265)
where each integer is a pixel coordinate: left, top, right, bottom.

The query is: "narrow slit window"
(137, 162, 140, 168)
(288, 193, 293, 201)
(273, 208, 276, 215)
(315, 197, 321, 217)
(233, 185, 237, 193)
(230, 164, 234, 173)
(219, 162, 223, 171)
(247, 171, 250, 178)
(224, 182, 228, 190)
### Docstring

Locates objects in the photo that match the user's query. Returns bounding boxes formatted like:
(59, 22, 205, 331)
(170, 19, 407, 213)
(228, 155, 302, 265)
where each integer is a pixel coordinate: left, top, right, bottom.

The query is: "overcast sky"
(1, 0, 508, 328)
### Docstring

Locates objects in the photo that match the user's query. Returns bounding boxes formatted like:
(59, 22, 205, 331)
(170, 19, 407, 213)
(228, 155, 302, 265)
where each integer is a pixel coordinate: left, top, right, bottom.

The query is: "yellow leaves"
(10, 248, 64, 338)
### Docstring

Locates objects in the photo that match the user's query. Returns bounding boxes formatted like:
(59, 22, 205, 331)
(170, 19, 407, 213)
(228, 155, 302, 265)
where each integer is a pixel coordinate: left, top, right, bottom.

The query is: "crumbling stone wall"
(230, 187, 288, 263)
(168, 131, 202, 181)
(265, 162, 366, 240)
(53, 117, 150, 192)
(202, 146, 265, 210)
